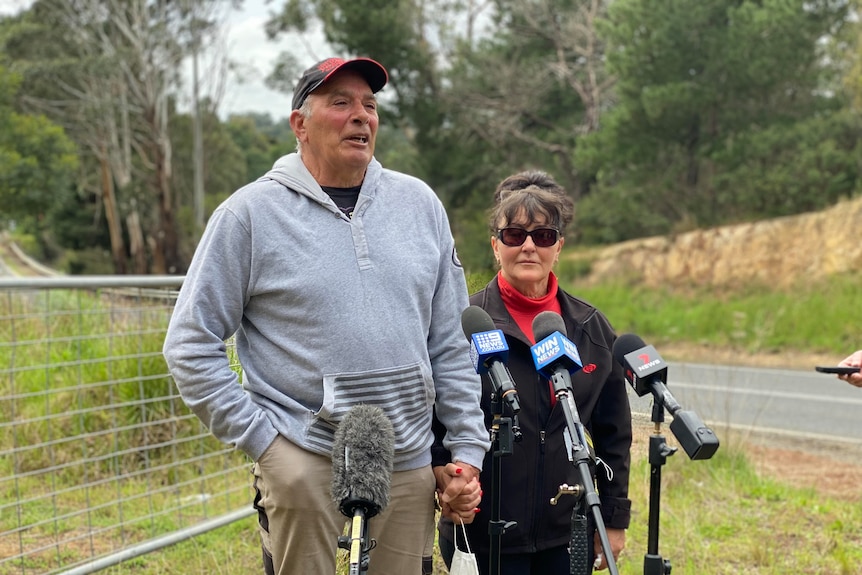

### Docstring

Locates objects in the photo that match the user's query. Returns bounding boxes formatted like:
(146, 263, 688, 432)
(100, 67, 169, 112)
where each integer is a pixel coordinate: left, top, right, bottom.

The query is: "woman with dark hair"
(433, 171, 632, 574)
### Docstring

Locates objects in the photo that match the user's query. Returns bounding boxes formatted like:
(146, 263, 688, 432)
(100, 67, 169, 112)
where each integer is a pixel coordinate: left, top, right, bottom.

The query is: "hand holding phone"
(815, 366, 862, 375)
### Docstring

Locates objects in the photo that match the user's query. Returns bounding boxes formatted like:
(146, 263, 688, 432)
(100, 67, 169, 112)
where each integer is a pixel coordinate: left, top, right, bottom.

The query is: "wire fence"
(0, 276, 253, 575)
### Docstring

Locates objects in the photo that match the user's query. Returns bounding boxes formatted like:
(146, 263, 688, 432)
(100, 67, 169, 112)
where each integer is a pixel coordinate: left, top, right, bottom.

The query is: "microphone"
(612, 334, 719, 460)
(331, 404, 395, 574)
(611, 333, 667, 398)
(461, 305, 520, 414)
(529, 311, 591, 458)
(530, 311, 583, 380)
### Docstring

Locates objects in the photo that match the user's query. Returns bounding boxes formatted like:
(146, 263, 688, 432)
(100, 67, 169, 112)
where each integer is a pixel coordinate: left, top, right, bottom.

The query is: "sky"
(0, 0, 329, 122)
(216, 1, 330, 121)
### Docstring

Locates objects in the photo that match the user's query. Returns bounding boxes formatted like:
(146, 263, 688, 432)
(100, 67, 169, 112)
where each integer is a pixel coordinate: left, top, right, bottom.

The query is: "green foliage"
(567, 271, 862, 356)
(0, 63, 77, 225)
(3, 0, 862, 267)
(223, 113, 293, 180)
(710, 110, 861, 220)
(576, 0, 856, 242)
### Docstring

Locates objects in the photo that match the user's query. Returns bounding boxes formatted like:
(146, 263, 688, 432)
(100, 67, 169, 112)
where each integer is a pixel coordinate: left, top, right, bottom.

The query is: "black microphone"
(612, 334, 719, 460)
(331, 404, 395, 574)
(461, 305, 520, 414)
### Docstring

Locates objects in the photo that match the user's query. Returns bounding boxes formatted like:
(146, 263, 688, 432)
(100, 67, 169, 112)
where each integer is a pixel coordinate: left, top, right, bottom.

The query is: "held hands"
(433, 462, 482, 524)
(839, 350, 862, 387)
(593, 528, 626, 571)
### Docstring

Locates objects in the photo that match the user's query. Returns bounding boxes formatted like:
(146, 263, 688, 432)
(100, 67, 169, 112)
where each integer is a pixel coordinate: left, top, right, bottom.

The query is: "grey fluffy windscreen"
(330, 404, 395, 517)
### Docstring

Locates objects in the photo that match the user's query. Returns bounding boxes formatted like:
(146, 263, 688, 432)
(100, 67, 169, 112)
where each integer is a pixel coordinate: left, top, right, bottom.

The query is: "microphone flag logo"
(469, 329, 508, 374)
(530, 332, 582, 378)
(624, 345, 667, 379)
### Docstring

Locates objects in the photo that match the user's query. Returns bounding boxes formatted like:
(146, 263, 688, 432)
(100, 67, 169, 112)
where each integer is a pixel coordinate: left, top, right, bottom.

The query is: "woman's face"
(491, 209, 563, 298)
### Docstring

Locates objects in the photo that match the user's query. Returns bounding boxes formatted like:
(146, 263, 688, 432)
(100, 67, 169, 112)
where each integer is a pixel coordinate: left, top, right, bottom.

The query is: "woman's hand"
(432, 462, 482, 523)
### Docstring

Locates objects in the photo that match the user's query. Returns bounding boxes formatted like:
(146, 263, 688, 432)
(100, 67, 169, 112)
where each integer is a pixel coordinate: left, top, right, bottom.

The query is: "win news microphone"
(461, 305, 520, 414)
(530, 313, 621, 575)
(530, 311, 583, 380)
(612, 334, 719, 460)
(331, 404, 395, 575)
(529, 311, 592, 455)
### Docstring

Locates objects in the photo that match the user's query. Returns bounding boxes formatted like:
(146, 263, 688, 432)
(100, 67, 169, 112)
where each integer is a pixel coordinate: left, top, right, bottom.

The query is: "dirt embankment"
(572, 195, 862, 290)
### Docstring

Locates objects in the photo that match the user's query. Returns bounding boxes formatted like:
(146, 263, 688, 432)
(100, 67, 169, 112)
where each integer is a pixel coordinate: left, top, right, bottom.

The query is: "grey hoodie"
(163, 153, 490, 471)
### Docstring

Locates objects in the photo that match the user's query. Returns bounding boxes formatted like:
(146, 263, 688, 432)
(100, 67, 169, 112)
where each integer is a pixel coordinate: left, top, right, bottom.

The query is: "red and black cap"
(291, 57, 388, 110)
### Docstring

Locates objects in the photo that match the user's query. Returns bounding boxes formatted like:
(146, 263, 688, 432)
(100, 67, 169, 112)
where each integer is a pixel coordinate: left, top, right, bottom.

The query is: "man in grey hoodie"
(163, 57, 489, 575)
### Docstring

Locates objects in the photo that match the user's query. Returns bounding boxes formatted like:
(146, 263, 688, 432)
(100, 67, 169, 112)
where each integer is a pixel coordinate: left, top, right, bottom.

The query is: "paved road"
(627, 362, 862, 445)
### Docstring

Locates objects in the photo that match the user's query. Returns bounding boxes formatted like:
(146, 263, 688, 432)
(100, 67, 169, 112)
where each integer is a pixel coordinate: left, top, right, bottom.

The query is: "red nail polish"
(474, 508, 480, 513)
(455, 468, 462, 474)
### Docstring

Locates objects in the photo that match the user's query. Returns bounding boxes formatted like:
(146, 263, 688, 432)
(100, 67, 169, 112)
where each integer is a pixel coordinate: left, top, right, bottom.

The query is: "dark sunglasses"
(496, 227, 560, 248)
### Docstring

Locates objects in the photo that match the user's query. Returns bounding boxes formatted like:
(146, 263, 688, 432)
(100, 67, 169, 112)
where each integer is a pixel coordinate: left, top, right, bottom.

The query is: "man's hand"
(432, 462, 482, 523)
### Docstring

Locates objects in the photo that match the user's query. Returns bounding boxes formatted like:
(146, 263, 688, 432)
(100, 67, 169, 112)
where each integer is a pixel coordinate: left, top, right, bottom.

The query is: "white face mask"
(449, 517, 479, 575)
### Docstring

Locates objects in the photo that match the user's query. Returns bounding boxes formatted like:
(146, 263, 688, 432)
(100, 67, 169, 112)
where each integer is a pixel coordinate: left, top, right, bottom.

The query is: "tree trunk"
(126, 209, 147, 275)
(99, 150, 127, 274)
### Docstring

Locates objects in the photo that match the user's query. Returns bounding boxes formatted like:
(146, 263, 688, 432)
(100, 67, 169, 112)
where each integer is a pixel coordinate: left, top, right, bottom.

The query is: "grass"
(88, 428, 862, 575)
(563, 270, 862, 359)
(0, 286, 250, 575)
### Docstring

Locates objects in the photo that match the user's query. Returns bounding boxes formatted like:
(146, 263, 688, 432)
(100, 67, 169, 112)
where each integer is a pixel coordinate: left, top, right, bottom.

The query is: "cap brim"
(327, 58, 388, 94)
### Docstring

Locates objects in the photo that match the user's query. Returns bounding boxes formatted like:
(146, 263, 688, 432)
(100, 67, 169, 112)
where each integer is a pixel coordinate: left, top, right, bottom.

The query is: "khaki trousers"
(252, 435, 435, 575)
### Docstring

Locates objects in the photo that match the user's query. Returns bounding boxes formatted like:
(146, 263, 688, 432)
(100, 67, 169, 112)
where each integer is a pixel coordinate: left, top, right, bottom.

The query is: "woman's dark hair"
(490, 171, 574, 234)
(490, 184, 575, 235)
(494, 170, 567, 205)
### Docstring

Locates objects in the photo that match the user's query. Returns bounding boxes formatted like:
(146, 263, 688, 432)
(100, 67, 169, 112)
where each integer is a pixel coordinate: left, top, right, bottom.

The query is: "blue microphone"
(530, 311, 583, 379)
(530, 311, 591, 447)
(461, 305, 520, 414)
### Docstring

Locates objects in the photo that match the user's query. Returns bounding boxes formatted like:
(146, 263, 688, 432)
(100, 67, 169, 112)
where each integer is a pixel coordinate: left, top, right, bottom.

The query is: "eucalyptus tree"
(445, 0, 615, 203)
(3, 0, 236, 274)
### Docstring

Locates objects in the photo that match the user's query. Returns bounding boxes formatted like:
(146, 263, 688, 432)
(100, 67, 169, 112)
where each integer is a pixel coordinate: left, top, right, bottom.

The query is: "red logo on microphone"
(638, 354, 650, 364)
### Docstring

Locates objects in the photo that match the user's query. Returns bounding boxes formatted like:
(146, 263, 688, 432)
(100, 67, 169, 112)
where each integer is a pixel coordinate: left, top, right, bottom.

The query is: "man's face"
(292, 70, 379, 186)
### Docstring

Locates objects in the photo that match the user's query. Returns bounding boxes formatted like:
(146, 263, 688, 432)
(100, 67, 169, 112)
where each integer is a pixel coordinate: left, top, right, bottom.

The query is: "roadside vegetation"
(556, 268, 862, 364)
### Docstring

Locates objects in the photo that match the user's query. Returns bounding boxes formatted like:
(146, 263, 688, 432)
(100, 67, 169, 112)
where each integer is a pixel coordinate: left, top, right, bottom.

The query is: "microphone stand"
(643, 401, 675, 575)
(549, 371, 620, 575)
(337, 507, 375, 574)
(488, 391, 520, 575)
(643, 376, 718, 575)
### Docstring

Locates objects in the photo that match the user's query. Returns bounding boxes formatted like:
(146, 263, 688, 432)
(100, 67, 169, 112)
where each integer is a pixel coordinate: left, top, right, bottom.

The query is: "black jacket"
(433, 277, 632, 555)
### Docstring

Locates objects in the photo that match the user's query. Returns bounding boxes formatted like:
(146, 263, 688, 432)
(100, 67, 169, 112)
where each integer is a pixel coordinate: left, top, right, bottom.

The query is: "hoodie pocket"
(306, 362, 434, 460)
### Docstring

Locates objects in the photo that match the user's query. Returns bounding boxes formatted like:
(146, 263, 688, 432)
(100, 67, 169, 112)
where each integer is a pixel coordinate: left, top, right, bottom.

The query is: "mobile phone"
(815, 366, 861, 375)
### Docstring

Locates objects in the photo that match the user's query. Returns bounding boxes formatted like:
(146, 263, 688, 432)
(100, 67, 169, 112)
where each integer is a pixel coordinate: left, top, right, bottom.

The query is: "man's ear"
(289, 110, 306, 141)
